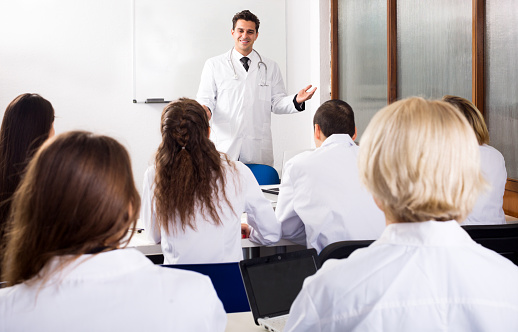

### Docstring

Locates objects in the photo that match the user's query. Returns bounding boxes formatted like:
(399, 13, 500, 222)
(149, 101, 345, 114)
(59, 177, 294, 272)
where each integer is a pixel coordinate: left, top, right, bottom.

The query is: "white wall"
(273, 0, 331, 171)
(0, 0, 331, 191)
(133, 0, 287, 103)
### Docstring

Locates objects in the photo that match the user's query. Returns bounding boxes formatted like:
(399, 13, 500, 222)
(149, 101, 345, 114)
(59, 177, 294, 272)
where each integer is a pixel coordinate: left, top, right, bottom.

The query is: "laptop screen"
(240, 249, 320, 323)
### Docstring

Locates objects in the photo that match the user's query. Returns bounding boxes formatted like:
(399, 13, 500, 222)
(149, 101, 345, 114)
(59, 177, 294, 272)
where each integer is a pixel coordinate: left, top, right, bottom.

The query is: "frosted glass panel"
(397, 0, 472, 100)
(486, 0, 518, 179)
(338, 0, 387, 139)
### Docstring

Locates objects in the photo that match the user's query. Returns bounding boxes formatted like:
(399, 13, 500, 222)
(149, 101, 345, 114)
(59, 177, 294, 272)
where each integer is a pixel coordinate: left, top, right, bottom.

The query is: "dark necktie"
(240, 57, 250, 72)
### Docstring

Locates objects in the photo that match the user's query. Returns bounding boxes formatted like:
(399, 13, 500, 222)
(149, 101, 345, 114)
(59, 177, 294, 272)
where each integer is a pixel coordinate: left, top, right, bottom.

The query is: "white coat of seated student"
(443, 95, 507, 225)
(0, 131, 226, 332)
(275, 99, 385, 253)
(284, 98, 518, 332)
(140, 98, 281, 264)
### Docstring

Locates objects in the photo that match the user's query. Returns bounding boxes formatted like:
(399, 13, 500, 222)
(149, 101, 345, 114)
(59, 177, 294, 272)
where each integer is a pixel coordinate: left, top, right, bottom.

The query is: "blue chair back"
(245, 164, 280, 185)
(161, 262, 250, 313)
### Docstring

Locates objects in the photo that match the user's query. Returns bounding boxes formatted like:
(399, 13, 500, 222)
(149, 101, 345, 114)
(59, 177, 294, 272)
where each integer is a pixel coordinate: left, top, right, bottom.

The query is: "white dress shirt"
(462, 144, 507, 225)
(0, 249, 227, 332)
(276, 134, 385, 253)
(284, 220, 518, 332)
(196, 48, 299, 165)
(140, 160, 281, 264)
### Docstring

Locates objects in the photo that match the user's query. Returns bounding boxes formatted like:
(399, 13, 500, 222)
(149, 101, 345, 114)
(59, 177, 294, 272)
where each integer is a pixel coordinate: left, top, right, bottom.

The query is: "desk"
(226, 312, 264, 332)
(128, 230, 298, 258)
(506, 214, 518, 224)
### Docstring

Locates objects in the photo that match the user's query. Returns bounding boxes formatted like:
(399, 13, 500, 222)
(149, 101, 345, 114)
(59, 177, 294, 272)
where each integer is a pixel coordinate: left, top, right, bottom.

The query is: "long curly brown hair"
(153, 98, 235, 234)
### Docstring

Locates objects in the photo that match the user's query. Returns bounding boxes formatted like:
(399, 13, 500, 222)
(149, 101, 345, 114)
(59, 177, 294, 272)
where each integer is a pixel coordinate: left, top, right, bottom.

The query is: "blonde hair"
(358, 97, 486, 223)
(442, 95, 489, 145)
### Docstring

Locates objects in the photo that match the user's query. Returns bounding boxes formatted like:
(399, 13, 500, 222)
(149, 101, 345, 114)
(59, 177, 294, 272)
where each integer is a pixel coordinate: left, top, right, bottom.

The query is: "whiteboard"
(133, 0, 286, 103)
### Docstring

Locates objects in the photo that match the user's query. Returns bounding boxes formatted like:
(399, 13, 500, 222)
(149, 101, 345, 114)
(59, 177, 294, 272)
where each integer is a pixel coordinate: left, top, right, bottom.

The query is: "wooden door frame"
(330, 0, 516, 216)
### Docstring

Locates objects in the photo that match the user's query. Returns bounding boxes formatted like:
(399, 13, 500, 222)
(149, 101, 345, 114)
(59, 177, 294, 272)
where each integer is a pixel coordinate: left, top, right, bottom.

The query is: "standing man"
(196, 10, 316, 166)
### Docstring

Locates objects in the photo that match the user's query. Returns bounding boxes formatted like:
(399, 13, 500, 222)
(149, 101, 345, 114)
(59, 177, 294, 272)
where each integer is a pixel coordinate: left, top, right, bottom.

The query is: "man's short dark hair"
(232, 10, 260, 32)
(313, 99, 355, 137)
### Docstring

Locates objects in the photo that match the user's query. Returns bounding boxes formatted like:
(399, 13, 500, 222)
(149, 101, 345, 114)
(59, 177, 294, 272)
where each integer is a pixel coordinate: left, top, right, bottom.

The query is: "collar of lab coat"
(376, 220, 473, 247)
(43, 249, 152, 283)
(231, 47, 260, 73)
(321, 134, 355, 149)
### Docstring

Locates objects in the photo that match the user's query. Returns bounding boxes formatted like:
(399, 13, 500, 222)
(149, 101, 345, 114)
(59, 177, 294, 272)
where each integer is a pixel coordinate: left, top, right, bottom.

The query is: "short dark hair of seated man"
(313, 99, 356, 138)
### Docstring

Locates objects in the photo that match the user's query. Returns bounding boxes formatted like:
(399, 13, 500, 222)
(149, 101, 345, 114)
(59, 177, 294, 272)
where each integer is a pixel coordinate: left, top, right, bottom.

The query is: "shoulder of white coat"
(255, 53, 282, 76)
(467, 243, 518, 287)
(283, 149, 320, 176)
(285, 150, 315, 169)
(144, 164, 156, 174)
(220, 159, 253, 192)
(206, 51, 230, 65)
(156, 265, 215, 292)
(302, 258, 348, 291)
(232, 160, 255, 182)
(319, 245, 372, 271)
(480, 144, 505, 161)
(305, 246, 381, 292)
(479, 144, 507, 177)
(143, 165, 156, 181)
(145, 266, 225, 327)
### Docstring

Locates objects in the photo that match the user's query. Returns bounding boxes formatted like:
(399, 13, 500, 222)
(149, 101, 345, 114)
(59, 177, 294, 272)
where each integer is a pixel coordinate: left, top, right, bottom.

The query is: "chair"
(318, 240, 374, 265)
(244, 164, 280, 185)
(161, 262, 250, 313)
(462, 223, 518, 265)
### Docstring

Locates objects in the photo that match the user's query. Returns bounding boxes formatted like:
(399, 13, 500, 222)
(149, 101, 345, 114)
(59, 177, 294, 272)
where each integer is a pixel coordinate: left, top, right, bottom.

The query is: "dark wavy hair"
(0, 93, 54, 255)
(232, 10, 260, 32)
(153, 98, 235, 234)
(1, 131, 140, 285)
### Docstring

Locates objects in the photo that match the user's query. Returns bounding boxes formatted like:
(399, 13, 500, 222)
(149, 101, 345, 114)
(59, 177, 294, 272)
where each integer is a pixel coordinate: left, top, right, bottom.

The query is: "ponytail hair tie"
(181, 146, 186, 150)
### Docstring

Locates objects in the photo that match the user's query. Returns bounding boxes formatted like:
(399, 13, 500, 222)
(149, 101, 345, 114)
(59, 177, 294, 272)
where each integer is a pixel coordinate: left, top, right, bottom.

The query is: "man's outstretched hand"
(296, 85, 317, 104)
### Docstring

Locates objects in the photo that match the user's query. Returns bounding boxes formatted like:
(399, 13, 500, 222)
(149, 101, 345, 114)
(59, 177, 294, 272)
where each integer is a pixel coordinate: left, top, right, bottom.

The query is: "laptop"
(239, 249, 320, 332)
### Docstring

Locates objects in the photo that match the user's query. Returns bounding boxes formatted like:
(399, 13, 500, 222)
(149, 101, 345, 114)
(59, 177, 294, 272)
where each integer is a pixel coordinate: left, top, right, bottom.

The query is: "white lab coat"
(0, 249, 227, 332)
(276, 134, 385, 253)
(140, 160, 281, 264)
(462, 144, 507, 225)
(284, 220, 518, 332)
(196, 48, 299, 166)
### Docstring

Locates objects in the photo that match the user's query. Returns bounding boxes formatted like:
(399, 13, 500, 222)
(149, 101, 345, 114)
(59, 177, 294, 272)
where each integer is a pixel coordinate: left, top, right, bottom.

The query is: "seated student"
(0, 131, 226, 331)
(140, 98, 280, 264)
(0, 93, 55, 255)
(275, 99, 385, 253)
(443, 95, 507, 225)
(284, 97, 518, 331)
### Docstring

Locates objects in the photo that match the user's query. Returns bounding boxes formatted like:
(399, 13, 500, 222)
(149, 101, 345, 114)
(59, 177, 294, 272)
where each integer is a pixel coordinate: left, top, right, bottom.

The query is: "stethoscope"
(228, 48, 269, 86)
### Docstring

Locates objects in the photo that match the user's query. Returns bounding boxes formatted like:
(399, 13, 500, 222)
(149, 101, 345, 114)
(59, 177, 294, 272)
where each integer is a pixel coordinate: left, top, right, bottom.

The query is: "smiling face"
(232, 19, 258, 56)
